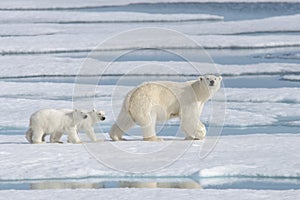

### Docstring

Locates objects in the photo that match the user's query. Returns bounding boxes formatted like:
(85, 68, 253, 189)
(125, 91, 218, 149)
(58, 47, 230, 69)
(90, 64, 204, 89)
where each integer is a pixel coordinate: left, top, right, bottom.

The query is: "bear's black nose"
(83, 115, 88, 119)
(102, 116, 106, 121)
(210, 80, 214, 86)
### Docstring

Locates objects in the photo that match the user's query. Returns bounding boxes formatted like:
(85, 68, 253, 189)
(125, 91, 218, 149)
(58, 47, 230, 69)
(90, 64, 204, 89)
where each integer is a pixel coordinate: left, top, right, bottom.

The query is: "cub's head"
(199, 74, 222, 90)
(91, 109, 106, 121)
(73, 109, 88, 121)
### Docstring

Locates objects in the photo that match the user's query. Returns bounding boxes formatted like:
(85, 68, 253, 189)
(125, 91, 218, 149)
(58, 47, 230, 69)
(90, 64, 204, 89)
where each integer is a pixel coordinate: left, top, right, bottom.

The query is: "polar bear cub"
(110, 74, 222, 141)
(54, 109, 106, 142)
(25, 109, 88, 144)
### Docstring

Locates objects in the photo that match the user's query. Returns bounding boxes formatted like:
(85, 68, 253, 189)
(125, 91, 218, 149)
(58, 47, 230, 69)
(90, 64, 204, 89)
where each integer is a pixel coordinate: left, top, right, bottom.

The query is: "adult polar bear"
(25, 109, 88, 144)
(110, 74, 222, 141)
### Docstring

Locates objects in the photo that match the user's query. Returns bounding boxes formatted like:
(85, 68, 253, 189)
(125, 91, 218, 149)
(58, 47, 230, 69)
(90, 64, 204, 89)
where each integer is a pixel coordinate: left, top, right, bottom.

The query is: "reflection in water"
(2, 177, 300, 190)
(119, 181, 202, 189)
(30, 182, 104, 190)
(29, 180, 202, 190)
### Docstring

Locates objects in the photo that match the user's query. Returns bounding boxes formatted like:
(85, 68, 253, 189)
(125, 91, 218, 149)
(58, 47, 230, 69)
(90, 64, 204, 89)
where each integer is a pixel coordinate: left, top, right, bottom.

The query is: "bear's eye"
(206, 78, 209, 80)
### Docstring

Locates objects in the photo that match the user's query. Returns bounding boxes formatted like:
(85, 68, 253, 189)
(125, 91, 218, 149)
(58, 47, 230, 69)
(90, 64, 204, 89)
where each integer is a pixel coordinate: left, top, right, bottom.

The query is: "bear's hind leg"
(66, 128, 82, 144)
(31, 130, 45, 144)
(110, 123, 132, 141)
(85, 127, 98, 142)
(50, 132, 64, 143)
(110, 110, 134, 141)
(141, 115, 163, 142)
(25, 128, 33, 143)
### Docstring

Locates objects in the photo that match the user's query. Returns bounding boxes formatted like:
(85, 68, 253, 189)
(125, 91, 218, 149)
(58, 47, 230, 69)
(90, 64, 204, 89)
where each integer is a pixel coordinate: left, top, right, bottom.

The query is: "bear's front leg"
(184, 121, 206, 140)
(180, 104, 206, 140)
(85, 127, 101, 142)
(66, 128, 82, 144)
(32, 129, 46, 144)
(194, 121, 206, 140)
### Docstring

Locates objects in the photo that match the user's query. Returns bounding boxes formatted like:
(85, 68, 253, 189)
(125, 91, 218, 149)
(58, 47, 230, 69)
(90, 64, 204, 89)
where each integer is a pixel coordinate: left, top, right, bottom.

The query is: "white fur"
(54, 109, 106, 142)
(25, 109, 88, 144)
(110, 74, 222, 141)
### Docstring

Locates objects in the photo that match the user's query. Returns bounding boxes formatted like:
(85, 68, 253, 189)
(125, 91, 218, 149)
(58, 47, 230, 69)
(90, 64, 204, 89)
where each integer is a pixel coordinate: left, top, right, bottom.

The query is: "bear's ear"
(218, 76, 222, 81)
(93, 108, 96, 112)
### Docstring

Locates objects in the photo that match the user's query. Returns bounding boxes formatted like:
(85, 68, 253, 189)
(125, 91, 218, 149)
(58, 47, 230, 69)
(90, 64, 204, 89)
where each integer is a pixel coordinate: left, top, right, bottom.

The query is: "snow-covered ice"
(0, 0, 299, 10)
(0, 11, 223, 23)
(281, 75, 300, 82)
(0, 134, 299, 179)
(0, 80, 299, 129)
(0, 189, 299, 200)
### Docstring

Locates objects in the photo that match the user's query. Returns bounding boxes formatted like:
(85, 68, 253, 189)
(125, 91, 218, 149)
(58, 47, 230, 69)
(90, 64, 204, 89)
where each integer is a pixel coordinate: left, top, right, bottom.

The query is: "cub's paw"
(143, 136, 163, 142)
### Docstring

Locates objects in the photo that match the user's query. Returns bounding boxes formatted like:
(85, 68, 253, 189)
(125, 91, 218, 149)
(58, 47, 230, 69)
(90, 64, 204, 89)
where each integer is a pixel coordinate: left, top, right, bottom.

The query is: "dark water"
(82, 2, 300, 21)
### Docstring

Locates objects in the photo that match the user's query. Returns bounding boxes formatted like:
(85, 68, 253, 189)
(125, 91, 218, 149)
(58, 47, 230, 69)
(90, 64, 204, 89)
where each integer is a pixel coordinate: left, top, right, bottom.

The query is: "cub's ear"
(198, 76, 204, 81)
(93, 108, 96, 112)
(218, 76, 222, 81)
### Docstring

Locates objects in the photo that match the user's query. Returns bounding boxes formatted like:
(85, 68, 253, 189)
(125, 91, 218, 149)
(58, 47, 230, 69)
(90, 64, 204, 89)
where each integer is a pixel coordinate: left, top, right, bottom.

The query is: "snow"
(0, 134, 300, 199)
(192, 35, 300, 49)
(281, 75, 300, 82)
(0, 189, 299, 200)
(0, 134, 299, 179)
(0, 0, 299, 10)
(0, 11, 223, 23)
(182, 14, 300, 35)
(0, 80, 299, 129)
(0, 57, 299, 77)
(2, 14, 300, 38)
(1, 14, 300, 55)
(2, 32, 300, 54)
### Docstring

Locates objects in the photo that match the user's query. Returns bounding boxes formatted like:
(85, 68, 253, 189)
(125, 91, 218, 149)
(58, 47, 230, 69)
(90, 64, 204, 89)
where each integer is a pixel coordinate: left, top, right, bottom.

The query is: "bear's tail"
(25, 128, 33, 143)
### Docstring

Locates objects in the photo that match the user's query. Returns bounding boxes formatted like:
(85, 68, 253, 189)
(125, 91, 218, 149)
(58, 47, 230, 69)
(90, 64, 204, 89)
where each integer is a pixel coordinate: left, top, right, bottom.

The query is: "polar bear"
(109, 74, 222, 141)
(25, 109, 88, 144)
(53, 109, 106, 142)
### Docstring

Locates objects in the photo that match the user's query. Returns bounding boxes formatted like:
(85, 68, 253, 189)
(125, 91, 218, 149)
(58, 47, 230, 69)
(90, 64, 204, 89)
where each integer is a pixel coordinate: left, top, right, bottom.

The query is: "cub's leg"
(67, 128, 82, 144)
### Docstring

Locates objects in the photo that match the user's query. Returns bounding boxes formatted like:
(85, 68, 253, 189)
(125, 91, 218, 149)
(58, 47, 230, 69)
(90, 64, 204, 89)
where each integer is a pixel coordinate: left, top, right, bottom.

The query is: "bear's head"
(73, 109, 88, 123)
(92, 109, 106, 121)
(192, 74, 222, 101)
(199, 74, 222, 90)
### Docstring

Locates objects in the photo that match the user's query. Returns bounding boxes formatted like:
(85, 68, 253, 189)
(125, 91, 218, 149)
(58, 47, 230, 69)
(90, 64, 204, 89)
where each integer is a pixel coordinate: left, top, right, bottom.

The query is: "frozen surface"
(1, 12, 300, 55)
(0, 81, 299, 129)
(182, 14, 300, 35)
(282, 75, 300, 81)
(2, 14, 300, 37)
(0, 134, 299, 180)
(0, 189, 299, 200)
(0, 11, 223, 23)
(1, 33, 300, 54)
(0, 0, 299, 10)
(1, 58, 299, 77)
